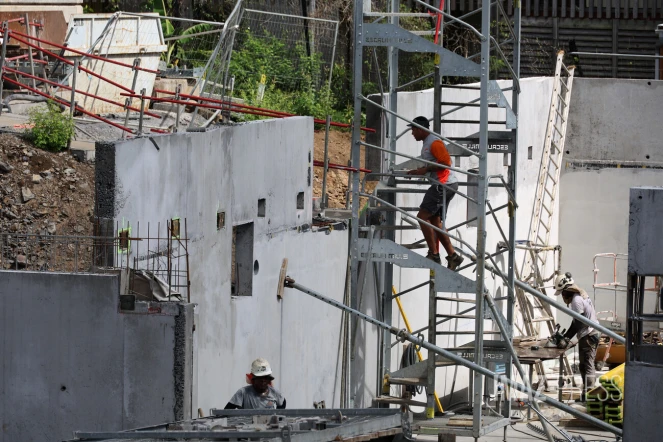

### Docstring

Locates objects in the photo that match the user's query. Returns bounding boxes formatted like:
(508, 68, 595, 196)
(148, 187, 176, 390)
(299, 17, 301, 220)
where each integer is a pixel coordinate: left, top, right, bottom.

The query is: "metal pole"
(329, 20, 339, 90)
(69, 60, 78, 117)
(24, 14, 36, 92)
(322, 115, 331, 209)
(175, 83, 182, 133)
(138, 88, 146, 136)
(348, 0, 365, 408)
(426, 270, 436, 419)
(283, 278, 623, 436)
(471, 2, 491, 436)
(0, 22, 9, 115)
(505, 0, 522, 422)
(123, 58, 141, 139)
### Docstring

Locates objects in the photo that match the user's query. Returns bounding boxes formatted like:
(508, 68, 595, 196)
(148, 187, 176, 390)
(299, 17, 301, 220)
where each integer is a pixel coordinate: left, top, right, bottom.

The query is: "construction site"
(0, 0, 662, 441)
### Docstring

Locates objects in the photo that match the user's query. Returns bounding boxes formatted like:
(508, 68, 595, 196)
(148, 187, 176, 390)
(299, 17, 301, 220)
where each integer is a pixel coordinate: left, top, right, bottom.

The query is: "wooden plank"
(536, 0, 540, 17)
(276, 257, 288, 300)
(580, 0, 585, 16)
(570, 0, 576, 16)
(589, 0, 594, 17)
(447, 418, 474, 427)
(544, 0, 549, 16)
(562, 0, 566, 17)
(527, 0, 532, 16)
(623, 0, 629, 18)
(508, 0, 514, 15)
(614, 0, 620, 18)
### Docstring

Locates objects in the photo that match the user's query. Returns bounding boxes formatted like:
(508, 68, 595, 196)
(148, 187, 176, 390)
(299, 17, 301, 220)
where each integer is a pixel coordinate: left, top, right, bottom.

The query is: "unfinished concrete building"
(0, 1, 662, 441)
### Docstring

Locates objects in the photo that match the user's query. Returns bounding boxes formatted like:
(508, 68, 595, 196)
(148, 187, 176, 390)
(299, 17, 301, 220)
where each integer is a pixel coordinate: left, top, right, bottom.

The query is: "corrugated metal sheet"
(61, 14, 166, 114)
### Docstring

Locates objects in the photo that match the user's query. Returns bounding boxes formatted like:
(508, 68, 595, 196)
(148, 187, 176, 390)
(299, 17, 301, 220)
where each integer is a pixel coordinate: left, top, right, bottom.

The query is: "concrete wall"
(0, 271, 193, 442)
(97, 117, 349, 414)
(357, 77, 558, 407)
(560, 79, 663, 321)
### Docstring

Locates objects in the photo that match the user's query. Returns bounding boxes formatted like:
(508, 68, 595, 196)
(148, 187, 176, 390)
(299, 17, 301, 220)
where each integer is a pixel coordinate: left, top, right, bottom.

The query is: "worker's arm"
(563, 320, 582, 341)
(224, 402, 241, 409)
(277, 398, 286, 409)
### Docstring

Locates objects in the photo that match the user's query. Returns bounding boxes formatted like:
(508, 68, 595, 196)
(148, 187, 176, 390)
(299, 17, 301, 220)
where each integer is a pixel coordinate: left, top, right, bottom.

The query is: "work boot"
(426, 251, 442, 264)
(446, 252, 464, 271)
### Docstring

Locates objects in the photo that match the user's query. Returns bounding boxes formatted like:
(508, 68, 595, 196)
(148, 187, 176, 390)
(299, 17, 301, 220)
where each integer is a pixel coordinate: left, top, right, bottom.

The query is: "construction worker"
(554, 272, 601, 398)
(224, 358, 286, 409)
(406, 116, 464, 270)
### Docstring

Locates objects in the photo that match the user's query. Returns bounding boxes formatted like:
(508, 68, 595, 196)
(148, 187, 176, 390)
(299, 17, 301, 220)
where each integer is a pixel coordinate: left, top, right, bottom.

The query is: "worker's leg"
(435, 183, 458, 256)
(418, 186, 443, 258)
(417, 208, 438, 255)
(578, 334, 599, 394)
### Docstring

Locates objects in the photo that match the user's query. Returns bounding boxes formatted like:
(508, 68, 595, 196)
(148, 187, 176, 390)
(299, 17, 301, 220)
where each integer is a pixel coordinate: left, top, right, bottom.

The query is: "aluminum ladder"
(516, 51, 575, 389)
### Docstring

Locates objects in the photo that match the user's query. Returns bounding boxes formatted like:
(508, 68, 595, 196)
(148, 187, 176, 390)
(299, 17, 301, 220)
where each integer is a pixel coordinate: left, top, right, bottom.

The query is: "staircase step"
(436, 296, 476, 303)
(440, 101, 499, 108)
(373, 396, 427, 407)
(387, 377, 427, 386)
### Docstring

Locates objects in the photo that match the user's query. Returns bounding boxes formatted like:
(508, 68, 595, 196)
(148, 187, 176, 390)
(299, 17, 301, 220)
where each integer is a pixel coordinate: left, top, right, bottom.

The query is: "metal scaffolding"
(341, 1, 622, 439)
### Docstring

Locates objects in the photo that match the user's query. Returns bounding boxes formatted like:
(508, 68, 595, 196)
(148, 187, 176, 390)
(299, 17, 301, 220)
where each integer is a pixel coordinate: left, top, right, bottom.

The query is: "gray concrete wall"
(0, 271, 193, 442)
(97, 117, 349, 414)
(560, 79, 663, 322)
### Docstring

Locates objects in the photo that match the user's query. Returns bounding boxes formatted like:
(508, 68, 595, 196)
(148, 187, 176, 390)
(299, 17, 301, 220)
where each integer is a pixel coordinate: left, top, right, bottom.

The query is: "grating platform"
(415, 415, 510, 437)
(67, 409, 407, 442)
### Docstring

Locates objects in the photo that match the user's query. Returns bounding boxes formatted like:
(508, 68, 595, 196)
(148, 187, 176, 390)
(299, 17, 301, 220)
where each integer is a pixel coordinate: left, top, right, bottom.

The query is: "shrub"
(28, 100, 75, 152)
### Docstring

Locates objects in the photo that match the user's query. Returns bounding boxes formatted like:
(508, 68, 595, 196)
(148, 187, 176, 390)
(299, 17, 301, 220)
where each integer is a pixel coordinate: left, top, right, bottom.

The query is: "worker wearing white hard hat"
(554, 272, 601, 399)
(224, 358, 286, 409)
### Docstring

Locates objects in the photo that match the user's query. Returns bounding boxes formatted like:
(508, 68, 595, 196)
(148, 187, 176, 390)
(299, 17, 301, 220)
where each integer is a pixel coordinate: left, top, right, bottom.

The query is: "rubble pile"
(0, 133, 95, 269)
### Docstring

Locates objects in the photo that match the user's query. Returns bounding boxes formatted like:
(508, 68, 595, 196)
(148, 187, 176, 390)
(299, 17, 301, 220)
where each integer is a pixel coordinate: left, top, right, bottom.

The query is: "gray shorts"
(420, 182, 458, 220)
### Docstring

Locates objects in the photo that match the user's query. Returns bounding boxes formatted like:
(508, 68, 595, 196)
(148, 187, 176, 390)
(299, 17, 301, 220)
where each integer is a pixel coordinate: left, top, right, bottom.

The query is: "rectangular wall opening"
(296, 192, 305, 210)
(258, 198, 266, 217)
(231, 222, 254, 297)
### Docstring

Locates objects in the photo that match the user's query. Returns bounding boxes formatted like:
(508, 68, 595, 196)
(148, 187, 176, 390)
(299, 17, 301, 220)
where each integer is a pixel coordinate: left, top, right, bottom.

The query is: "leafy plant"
(28, 101, 75, 152)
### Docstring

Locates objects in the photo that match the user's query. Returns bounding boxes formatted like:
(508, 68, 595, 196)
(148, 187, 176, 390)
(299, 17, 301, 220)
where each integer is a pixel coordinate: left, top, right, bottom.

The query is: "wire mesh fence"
(0, 219, 190, 301)
(232, 8, 339, 91)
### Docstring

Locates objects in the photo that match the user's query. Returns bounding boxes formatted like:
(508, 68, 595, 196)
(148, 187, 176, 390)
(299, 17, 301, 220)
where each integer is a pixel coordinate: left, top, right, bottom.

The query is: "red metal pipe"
(6, 29, 159, 74)
(154, 89, 292, 117)
(313, 160, 371, 174)
(3, 65, 161, 118)
(7, 32, 135, 94)
(122, 92, 304, 120)
(152, 88, 375, 133)
(2, 75, 133, 133)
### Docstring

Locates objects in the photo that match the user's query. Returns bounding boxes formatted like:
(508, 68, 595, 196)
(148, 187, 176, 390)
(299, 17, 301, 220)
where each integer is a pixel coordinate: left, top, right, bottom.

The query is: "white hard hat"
(554, 272, 577, 296)
(250, 358, 273, 377)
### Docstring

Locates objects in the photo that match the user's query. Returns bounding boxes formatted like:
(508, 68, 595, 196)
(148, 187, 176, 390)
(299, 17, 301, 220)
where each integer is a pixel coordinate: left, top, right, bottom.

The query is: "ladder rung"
(555, 107, 565, 120)
(436, 314, 476, 319)
(531, 317, 555, 322)
(553, 124, 564, 135)
(546, 170, 558, 184)
(542, 203, 552, 216)
(544, 186, 555, 199)
(557, 93, 568, 106)
(387, 377, 427, 386)
(436, 296, 476, 303)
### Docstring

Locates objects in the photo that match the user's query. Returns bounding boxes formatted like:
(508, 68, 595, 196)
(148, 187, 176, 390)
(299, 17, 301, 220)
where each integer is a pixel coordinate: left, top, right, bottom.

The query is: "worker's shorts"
(420, 182, 458, 221)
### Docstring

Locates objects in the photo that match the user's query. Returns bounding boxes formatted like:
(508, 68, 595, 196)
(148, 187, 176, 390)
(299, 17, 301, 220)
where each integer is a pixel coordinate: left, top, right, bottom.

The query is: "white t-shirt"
(228, 385, 285, 409)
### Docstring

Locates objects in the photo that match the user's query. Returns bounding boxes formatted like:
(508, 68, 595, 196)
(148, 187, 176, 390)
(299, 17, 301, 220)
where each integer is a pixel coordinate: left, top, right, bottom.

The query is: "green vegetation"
(28, 101, 75, 152)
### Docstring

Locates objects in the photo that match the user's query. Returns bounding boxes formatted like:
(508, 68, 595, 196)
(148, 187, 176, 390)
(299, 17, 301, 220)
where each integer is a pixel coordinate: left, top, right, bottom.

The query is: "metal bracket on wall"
(356, 238, 476, 293)
(362, 24, 480, 77)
